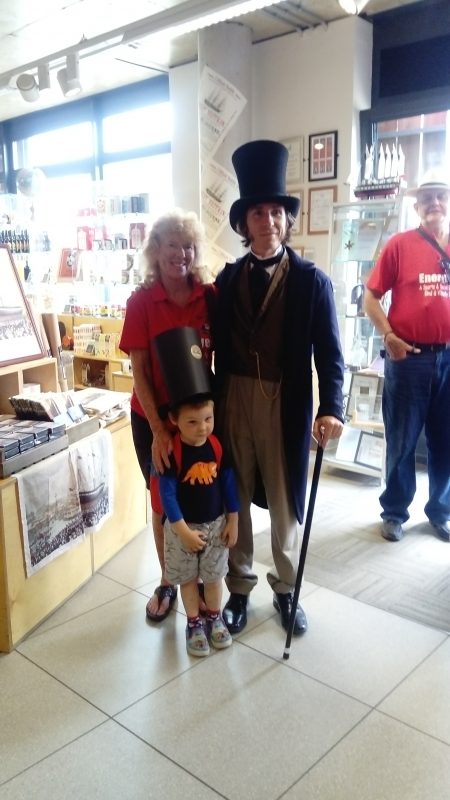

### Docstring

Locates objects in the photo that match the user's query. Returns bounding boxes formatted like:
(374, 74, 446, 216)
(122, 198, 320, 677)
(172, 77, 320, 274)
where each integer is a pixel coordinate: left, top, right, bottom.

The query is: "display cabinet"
(58, 314, 127, 390)
(0, 189, 146, 306)
(325, 197, 407, 480)
(329, 198, 405, 372)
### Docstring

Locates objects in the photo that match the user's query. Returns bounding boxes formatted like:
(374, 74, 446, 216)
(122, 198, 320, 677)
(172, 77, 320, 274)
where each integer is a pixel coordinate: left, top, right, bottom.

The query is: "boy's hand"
(179, 527, 207, 553)
(221, 513, 238, 548)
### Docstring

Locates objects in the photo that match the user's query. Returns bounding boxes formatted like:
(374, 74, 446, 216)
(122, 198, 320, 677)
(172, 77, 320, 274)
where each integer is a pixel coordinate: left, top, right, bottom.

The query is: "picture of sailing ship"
(19, 454, 85, 570)
(18, 429, 113, 576)
(75, 433, 112, 531)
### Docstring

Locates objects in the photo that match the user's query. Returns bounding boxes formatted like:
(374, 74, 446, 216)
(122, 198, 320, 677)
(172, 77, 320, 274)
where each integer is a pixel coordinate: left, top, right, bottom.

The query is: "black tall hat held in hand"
(229, 139, 301, 232)
(154, 327, 212, 410)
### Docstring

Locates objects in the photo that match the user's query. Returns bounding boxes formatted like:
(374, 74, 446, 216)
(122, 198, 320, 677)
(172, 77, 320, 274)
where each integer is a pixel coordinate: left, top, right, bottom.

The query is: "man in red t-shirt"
(365, 170, 450, 543)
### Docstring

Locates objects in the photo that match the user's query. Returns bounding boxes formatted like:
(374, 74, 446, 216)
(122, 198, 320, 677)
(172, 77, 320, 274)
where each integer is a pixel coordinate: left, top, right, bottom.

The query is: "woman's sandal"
(146, 585, 177, 622)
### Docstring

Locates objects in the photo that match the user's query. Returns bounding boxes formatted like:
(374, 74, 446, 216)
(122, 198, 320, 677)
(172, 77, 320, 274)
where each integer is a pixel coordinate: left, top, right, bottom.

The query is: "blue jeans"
(380, 350, 450, 524)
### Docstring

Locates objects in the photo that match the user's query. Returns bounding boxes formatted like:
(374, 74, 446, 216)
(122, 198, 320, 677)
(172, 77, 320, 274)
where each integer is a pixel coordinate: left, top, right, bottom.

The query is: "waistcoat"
(229, 252, 289, 381)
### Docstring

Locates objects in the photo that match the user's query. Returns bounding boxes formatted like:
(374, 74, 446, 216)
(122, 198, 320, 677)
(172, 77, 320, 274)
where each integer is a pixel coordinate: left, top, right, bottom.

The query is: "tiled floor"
(256, 461, 450, 632)
(2, 462, 450, 799)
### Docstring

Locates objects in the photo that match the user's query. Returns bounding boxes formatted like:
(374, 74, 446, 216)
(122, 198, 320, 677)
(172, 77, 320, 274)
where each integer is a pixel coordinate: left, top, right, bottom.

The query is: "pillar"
(198, 22, 252, 273)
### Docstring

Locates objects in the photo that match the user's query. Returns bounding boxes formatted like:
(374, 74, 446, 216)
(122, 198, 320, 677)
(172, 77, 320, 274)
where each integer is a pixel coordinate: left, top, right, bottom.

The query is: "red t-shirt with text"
(366, 228, 450, 343)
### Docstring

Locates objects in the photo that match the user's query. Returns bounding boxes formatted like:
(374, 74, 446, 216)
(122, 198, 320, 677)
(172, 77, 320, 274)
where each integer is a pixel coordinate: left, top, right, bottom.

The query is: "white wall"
(170, 15, 373, 272)
(251, 16, 372, 270)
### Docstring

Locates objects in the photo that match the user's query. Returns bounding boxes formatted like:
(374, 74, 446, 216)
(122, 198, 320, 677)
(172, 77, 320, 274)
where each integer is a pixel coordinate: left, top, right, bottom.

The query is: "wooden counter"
(0, 416, 147, 652)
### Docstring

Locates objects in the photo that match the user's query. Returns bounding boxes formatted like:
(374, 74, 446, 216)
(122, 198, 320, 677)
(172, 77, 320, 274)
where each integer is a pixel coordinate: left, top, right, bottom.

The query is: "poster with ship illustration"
(17, 429, 113, 575)
(17, 448, 85, 575)
(74, 428, 113, 533)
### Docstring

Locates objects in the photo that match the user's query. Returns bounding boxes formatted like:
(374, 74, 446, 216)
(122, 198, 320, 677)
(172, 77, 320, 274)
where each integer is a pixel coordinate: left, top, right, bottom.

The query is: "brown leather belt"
(409, 342, 450, 352)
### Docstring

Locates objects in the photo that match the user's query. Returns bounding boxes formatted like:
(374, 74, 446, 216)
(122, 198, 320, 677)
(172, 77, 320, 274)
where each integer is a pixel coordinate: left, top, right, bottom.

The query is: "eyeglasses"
(417, 191, 449, 205)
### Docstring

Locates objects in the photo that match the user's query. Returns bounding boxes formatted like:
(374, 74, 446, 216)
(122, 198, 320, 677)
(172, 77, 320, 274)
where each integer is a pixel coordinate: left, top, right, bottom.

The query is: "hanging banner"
(199, 65, 247, 161)
(201, 158, 238, 241)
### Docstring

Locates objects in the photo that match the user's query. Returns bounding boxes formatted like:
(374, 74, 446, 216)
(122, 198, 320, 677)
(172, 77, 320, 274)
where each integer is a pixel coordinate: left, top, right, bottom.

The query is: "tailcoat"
(214, 246, 344, 523)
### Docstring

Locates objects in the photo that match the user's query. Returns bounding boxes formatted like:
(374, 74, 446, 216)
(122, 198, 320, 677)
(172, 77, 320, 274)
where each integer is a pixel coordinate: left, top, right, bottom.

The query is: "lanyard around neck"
(416, 226, 450, 260)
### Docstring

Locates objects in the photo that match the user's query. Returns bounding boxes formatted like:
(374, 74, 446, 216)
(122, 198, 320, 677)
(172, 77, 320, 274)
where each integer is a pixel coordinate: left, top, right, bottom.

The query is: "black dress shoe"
(223, 593, 248, 634)
(273, 592, 308, 636)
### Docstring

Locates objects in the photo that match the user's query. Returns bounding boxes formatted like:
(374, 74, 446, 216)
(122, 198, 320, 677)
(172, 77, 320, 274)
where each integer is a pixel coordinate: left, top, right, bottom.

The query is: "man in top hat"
(213, 139, 345, 636)
(365, 169, 450, 543)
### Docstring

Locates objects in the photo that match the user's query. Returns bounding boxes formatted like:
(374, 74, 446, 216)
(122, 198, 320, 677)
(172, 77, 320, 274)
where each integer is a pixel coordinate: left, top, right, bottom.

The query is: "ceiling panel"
(0, 0, 427, 122)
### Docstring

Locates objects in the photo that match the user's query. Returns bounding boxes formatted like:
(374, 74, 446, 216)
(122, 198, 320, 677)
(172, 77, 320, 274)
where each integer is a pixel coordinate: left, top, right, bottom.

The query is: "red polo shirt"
(119, 281, 214, 417)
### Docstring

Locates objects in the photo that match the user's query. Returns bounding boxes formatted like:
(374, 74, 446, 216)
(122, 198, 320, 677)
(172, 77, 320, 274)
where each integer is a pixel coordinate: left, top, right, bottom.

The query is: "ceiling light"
(57, 53, 82, 97)
(338, 0, 370, 14)
(37, 63, 51, 92)
(123, 0, 285, 44)
(16, 73, 40, 102)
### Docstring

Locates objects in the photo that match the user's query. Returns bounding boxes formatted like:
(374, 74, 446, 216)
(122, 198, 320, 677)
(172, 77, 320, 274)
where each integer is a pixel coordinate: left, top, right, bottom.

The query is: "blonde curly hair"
(141, 208, 208, 285)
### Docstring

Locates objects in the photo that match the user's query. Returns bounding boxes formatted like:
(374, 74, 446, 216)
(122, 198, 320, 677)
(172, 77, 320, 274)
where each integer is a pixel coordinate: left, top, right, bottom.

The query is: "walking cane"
(283, 436, 324, 660)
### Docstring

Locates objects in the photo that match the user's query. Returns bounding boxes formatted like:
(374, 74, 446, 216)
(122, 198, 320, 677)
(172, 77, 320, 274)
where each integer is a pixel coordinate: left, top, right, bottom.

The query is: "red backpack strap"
(172, 432, 222, 474)
(207, 433, 222, 469)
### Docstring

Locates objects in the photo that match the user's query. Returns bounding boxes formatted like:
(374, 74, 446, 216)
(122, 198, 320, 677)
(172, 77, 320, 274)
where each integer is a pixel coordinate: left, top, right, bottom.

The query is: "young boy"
(159, 395, 239, 657)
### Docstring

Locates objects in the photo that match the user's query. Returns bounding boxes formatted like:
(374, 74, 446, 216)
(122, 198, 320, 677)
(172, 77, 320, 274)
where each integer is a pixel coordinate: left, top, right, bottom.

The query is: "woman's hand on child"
(151, 427, 173, 473)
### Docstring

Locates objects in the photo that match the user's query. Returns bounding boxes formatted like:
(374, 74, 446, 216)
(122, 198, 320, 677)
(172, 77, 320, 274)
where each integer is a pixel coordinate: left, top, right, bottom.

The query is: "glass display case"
(326, 197, 407, 479)
(330, 198, 404, 373)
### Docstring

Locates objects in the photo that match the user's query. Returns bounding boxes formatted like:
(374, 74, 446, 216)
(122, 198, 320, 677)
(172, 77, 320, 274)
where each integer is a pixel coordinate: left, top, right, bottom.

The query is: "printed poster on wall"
(17, 429, 114, 575)
(201, 159, 238, 241)
(199, 65, 247, 161)
(204, 241, 236, 278)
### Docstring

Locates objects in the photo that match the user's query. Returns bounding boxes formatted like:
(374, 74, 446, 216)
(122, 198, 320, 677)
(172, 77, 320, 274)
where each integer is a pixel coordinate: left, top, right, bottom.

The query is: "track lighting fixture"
(15, 53, 82, 103)
(57, 53, 82, 98)
(37, 63, 51, 92)
(16, 73, 40, 102)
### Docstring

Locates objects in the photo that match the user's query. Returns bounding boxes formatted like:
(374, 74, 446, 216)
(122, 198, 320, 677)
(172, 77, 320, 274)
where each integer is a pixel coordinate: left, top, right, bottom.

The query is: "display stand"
(0, 416, 147, 652)
(58, 314, 127, 390)
(0, 357, 58, 414)
(111, 371, 133, 393)
(324, 197, 406, 481)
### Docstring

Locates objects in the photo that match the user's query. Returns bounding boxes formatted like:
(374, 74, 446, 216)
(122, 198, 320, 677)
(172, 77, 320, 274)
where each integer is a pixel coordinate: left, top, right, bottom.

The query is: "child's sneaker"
(206, 614, 233, 650)
(186, 620, 210, 657)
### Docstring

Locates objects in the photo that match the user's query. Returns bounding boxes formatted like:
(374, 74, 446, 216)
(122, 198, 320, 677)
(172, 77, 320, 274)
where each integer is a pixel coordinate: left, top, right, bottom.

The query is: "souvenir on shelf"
(354, 143, 406, 199)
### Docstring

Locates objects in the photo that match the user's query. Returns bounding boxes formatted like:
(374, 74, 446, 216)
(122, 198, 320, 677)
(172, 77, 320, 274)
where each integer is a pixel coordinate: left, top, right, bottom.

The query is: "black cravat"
(249, 250, 283, 311)
(250, 253, 283, 269)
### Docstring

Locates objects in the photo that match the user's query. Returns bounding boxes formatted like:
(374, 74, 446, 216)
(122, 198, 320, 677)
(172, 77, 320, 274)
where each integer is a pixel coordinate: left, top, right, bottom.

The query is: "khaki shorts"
(164, 514, 228, 586)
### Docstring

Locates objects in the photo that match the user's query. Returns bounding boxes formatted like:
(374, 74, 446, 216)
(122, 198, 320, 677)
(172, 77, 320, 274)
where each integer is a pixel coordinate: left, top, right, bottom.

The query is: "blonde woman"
(120, 209, 215, 622)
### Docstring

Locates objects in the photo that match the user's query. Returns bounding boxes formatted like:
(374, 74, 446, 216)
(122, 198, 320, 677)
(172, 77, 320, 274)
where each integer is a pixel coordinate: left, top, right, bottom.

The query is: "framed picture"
(308, 130, 338, 181)
(346, 372, 381, 420)
(280, 136, 304, 184)
(58, 248, 80, 281)
(307, 185, 337, 235)
(0, 245, 46, 367)
(289, 187, 304, 236)
(355, 431, 384, 470)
